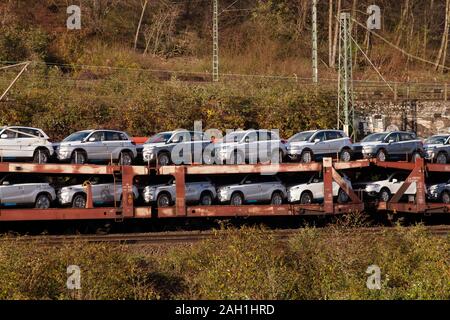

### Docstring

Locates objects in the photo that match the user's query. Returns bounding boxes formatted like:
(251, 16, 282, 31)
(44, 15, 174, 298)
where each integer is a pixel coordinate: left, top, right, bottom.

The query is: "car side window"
(258, 131, 271, 141)
(244, 176, 259, 184)
(400, 133, 413, 141)
(171, 132, 190, 143)
(325, 131, 339, 140)
(312, 131, 326, 142)
(105, 131, 121, 141)
(192, 132, 204, 141)
(386, 133, 399, 143)
(17, 128, 40, 138)
(119, 133, 128, 141)
(260, 175, 277, 183)
(1, 129, 17, 139)
(89, 131, 105, 142)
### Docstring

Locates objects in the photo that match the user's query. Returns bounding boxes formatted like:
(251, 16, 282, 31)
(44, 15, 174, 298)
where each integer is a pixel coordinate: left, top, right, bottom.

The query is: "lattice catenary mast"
(212, 0, 219, 82)
(337, 12, 355, 139)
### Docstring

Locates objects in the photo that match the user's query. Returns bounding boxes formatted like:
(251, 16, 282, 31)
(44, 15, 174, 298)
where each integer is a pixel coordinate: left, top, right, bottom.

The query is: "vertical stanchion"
(323, 157, 334, 214)
(175, 166, 187, 216)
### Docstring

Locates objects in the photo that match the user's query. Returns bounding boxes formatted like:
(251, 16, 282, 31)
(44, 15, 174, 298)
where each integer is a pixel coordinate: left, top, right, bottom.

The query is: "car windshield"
(63, 131, 91, 142)
(361, 133, 388, 142)
(223, 132, 246, 143)
(146, 132, 172, 144)
(425, 135, 449, 144)
(288, 131, 314, 142)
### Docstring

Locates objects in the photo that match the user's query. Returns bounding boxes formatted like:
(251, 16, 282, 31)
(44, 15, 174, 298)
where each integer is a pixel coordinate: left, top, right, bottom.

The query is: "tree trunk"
(134, 0, 148, 50)
(435, 0, 450, 71)
(331, 0, 341, 68)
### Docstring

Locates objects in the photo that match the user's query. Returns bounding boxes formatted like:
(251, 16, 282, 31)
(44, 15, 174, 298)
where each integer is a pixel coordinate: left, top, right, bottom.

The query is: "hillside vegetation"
(1, 1, 450, 137)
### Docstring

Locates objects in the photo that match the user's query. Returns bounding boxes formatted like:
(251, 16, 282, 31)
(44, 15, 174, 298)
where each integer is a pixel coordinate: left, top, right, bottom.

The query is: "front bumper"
(143, 150, 156, 162)
(287, 190, 300, 202)
(57, 191, 72, 205)
(217, 190, 231, 202)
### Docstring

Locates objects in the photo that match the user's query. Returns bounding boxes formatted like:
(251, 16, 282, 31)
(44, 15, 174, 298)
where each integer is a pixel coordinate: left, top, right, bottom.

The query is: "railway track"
(1, 225, 449, 245)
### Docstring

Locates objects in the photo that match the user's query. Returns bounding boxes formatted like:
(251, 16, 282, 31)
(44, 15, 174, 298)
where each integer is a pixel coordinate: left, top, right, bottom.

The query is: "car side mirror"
(314, 139, 320, 143)
(88, 137, 96, 142)
(392, 178, 398, 183)
(0, 134, 7, 139)
(388, 139, 395, 144)
(2, 181, 9, 185)
(244, 137, 250, 143)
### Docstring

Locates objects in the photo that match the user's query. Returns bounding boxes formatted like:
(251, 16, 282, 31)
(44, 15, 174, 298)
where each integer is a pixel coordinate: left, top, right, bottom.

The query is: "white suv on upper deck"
(0, 126, 54, 163)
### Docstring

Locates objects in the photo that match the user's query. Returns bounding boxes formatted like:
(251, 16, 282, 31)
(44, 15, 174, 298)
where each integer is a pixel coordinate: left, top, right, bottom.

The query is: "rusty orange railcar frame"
(0, 158, 448, 222)
(0, 159, 368, 221)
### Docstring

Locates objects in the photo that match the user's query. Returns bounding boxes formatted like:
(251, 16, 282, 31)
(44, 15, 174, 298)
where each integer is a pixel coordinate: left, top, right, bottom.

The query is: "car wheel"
(157, 193, 171, 207)
(119, 151, 133, 166)
(35, 193, 51, 209)
(436, 152, 448, 164)
(270, 192, 283, 205)
(157, 153, 171, 166)
(199, 192, 213, 205)
(300, 191, 313, 204)
(300, 150, 313, 163)
(230, 192, 244, 206)
(339, 149, 352, 162)
(33, 149, 49, 164)
(337, 188, 349, 203)
(376, 149, 387, 162)
(72, 193, 87, 208)
(71, 151, 87, 164)
(441, 191, 450, 204)
(410, 151, 422, 163)
(379, 188, 391, 202)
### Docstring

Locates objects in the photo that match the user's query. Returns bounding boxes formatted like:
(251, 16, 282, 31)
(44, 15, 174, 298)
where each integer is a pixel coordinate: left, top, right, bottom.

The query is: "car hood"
(424, 143, 444, 150)
(57, 141, 83, 148)
(214, 142, 240, 149)
(144, 183, 174, 190)
(143, 142, 167, 149)
(286, 141, 309, 148)
(353, 141, 382, 148)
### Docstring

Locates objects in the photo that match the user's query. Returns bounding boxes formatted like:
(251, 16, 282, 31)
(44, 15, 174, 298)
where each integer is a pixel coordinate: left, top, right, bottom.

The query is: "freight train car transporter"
(0, 158, 449, 222)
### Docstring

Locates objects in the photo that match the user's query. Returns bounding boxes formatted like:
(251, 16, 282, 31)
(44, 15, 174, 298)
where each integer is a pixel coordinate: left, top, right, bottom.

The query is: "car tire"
(339, 148, 352, 162)
(300, 191, 313, 204)
(119, 151, 133, 166)
(157, 152, 171, 166)
(270, 191, 284, 205)
(376, 149, 387, 162)
(441, 191, 450, 204)
(157, 192, 172, 207)
(436, 152, 448, 164)
(71, 150, 87, 164)
(199, 191, 214, 205)
(300, 150, 313, 163)
(410, 151, 422, 163)
(337, 188, 349, 203)
(35, 193, 51, 209)
(230, 192, 244, 206)
(33, 149, 50, 164)
(379, 188, 391, 202)
(72, 193, 87, 208)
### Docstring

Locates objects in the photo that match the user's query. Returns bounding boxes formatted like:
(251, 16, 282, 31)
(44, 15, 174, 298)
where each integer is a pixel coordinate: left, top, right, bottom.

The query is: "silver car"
(427, 178, 450, 203)
(352, 131, 423, 162)
(142, 130, 211, 165)
(58, 177, 139, 208)
(217, 174, 287, 205)
(0, 174, 56, 208)
(214, 130, 287, 164)
(0, 126, 54, 163)
(285, 130, 353, 163)
(142, 176, 217, 207)
(55, 130, 137, 165)
(423, 134, 450, 164)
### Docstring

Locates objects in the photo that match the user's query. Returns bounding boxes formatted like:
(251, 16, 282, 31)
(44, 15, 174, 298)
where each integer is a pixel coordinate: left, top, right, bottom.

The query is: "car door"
(308, 175, 325, 199)
(85, 131, 108, 160)
(398, 132, 416, 160)
(104, 131, 124, 159)
(191, 132, 206, 164)
(325, 131, 342, 156)
(259, 175, 278, 200)
(310, 131, 329, 159)
(257, 130, 272, 163)
(244, 131, 258, 163)
(0, 175, 24, 205)
(384, 132, 401, 160)
(0, 128, 20, 159)
(170, 131, 191, 164)
(16, 128, 41, 158)
(242, 175, 262, 202)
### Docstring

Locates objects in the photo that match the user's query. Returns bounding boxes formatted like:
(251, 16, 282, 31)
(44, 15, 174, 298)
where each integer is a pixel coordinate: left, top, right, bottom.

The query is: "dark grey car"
(423, 134, 450, 164)
(352, 131, 423, 162)
(142, 131, 211, 165)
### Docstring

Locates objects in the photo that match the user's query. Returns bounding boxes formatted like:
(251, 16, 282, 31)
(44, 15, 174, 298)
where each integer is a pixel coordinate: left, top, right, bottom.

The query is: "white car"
(0, 174, 56, 208)
(55, 130, 137, 165)
(359, 172, 416, 202)
(287, 174, 351, 204)
(58, 177, 139, 208)
(0, 126, 54, 163)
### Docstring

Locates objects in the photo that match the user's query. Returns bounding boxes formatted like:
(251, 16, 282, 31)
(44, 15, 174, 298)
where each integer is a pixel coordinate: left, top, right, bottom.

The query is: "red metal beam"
(0, 208, 119, 221)
(0, 162, 121, 174)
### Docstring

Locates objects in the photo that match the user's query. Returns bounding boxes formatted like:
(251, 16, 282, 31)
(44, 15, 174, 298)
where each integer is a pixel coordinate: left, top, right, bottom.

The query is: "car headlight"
(366, 184, 380, 189)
